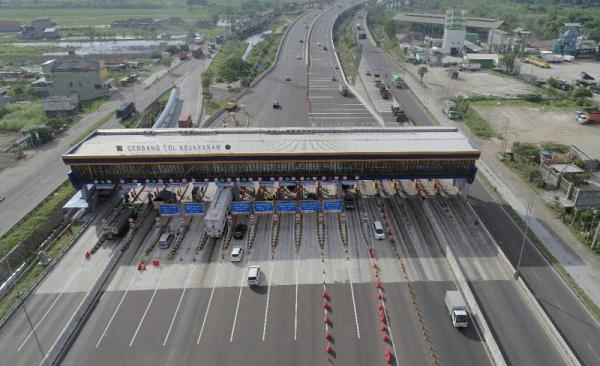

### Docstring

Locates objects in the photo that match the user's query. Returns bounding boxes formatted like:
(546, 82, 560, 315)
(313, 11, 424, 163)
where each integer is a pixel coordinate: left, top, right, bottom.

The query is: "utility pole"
(515, 189, 534, 280)
(592, 220, 600, 250)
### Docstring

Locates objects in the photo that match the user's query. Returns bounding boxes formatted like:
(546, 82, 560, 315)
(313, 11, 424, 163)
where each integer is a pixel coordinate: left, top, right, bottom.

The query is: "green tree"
(570, 87, 592, 104)
(499, 53, 516, 73)
(383, 19, 397, 39)
(217, 57, 253, 84)
(417, 65, 428, 82)
(201, 70, 212, 88)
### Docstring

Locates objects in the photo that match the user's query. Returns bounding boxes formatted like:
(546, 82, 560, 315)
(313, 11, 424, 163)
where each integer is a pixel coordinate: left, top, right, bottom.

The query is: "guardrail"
(0, 209, 97, 330)
(43, 208, 156, 366)
(202, 10, 309, 128)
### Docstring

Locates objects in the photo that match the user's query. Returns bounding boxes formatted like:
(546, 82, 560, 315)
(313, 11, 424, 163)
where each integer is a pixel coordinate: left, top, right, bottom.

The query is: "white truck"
(445, 291, 469, 328)
(204, 187, 233, 237)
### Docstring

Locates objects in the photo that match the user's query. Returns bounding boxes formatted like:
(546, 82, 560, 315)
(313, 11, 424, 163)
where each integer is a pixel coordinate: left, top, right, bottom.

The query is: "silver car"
(230, 246, 244, 262)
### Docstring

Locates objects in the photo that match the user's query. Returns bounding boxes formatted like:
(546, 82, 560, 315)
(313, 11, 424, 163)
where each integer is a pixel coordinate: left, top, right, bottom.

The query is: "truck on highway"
(374, 73, 382, 88)
(190, 44, 203, 59)
(391, 105, 408, 123)
(445, 291, 469, 328)
(102, 206, 136, 239)
(391, 74, 404, 88)
(576, 109, 600, 124)
(338, 83, 349, 96)
(204, 187, 233, 237)
(178, 113, 192, 128)
(343, 191, 356, 210)
(115, 101, 136, 120)
(442, 100, 459, 119)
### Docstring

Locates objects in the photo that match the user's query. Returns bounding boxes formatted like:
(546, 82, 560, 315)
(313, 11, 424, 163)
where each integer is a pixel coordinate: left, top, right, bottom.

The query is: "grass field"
(0, 182, 75, 259)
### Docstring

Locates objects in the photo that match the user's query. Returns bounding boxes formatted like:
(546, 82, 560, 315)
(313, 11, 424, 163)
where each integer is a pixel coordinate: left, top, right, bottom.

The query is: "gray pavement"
(0, 58, 207, 239)
(357, 9, 600, 365)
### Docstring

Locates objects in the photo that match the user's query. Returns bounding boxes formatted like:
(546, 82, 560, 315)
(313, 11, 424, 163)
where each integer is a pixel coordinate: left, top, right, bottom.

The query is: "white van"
(373, 221, 385, 240)
(247, 266, 261, 286)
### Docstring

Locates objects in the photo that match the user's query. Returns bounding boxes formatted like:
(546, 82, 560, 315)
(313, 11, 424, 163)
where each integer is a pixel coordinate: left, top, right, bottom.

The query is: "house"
(0, 20, 22, 32)
(43, 59, 110, 101)
(43, 27, 59, 39)
(43, 95, 80, 117)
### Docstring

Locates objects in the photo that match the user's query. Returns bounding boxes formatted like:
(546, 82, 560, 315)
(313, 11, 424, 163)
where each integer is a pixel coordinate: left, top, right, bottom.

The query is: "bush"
(523, 93, 543, 103)
(512, 142, 539, 158)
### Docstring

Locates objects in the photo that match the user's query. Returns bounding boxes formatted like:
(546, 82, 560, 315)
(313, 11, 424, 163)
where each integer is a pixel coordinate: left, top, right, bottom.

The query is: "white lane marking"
(129, 280, 160, 346)
(309, 112, 372, 115)
(162, 263, 195, 345)
(40, 288, 90, 363)
(95, 271, 138, 348)
(587, 342, 600, 361)
(309, 96, 334, 99)
(229, 269, 247, 342)
(197, 245, 224, 344)
(262, 259, 275, 341)
(17, 263, 84, 352)
(345, 260, 361, 339)
(294, 255, 300, 340)
(312, 117, 375, 120)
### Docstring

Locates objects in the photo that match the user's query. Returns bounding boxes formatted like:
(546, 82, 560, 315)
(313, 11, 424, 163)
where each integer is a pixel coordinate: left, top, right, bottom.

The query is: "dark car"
(233, 223, 247, 239)
(273, 101, 280, 109)
(323, 46, 328, 51)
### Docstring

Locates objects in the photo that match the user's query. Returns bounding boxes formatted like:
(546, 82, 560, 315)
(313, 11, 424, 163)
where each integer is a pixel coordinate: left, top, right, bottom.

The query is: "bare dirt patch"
(404, 63, 536, 99)
(473, 103, 600, 158)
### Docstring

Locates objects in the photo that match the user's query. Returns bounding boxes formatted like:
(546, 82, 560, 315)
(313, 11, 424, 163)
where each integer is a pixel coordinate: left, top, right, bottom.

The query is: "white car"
(247, 265, 261, 286)
(373, 221, 386, 240)
(296, 54, 302, 60)
(230, 246, 244, 262)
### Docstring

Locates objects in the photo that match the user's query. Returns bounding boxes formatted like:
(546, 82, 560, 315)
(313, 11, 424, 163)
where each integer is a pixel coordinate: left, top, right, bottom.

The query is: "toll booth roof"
(64, 127, 479, 159)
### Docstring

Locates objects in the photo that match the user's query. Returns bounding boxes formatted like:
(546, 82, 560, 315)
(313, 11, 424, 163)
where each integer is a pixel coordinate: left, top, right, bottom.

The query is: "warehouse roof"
(64, 127, 480, 159)
(394, 13, 503, 29)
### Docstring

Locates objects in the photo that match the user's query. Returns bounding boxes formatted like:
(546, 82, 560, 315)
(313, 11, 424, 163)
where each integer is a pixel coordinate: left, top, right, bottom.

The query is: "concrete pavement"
(357, 11, 600, 365)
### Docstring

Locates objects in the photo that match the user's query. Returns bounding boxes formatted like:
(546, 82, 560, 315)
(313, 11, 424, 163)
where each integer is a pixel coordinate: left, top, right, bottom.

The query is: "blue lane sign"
(300, 200, 319, 212)
(231, 201, 252, 214)
(323, 199, 343, 212)
(159, 204, 180, 216)
(276, 200, 297, 212)
(253, 201, 274, 213)
(183, 203, 204, 215)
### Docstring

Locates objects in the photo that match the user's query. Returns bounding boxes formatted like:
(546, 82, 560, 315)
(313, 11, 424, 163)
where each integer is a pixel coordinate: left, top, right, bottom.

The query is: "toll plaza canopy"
(62, 127, 480, 188)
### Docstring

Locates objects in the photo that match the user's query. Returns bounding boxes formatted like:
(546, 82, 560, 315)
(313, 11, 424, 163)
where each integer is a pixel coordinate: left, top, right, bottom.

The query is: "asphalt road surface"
(356, 10, 600, 365)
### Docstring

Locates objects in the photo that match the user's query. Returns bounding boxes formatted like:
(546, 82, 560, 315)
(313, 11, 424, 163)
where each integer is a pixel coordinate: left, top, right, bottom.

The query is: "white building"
(441, 10, 466, 55)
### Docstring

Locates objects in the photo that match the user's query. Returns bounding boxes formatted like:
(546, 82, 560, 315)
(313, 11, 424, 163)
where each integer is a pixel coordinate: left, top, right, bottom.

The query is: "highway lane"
(355, 13, 433, 127)
(0, 201, 157, 366)
(307, 6, 375, 127)
(213, 9, 318, 128)
(356, 8, 600, 364)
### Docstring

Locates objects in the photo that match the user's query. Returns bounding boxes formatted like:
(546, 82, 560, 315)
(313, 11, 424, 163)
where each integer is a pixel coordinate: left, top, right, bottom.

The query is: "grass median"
(0, 181, 75, 259)
(0, 220, 83, 320)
